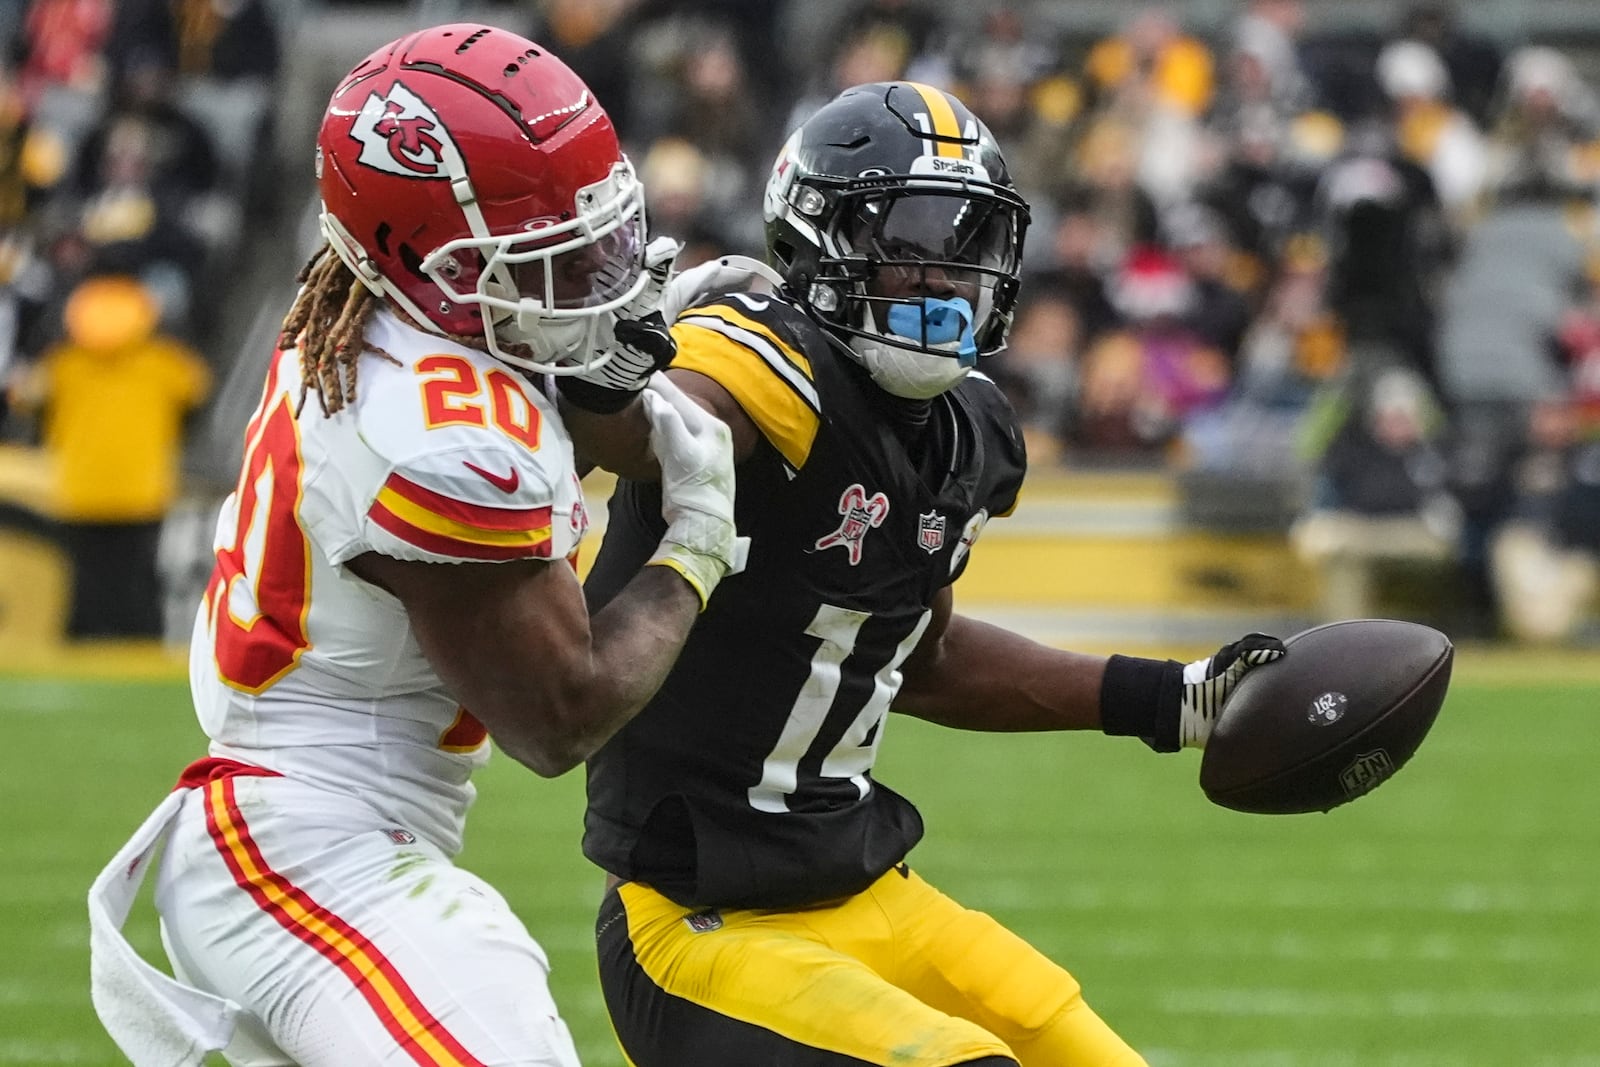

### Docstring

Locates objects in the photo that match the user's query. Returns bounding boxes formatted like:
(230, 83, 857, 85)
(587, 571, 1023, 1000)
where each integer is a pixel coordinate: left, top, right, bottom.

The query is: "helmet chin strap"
(848, 296, 978, 400)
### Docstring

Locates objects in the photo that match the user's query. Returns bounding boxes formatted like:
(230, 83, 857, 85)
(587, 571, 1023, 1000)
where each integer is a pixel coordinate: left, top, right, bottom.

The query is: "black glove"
(555, 312, 678, 414)
(554, 234, 680, 415)
(1101, 632, 1286, 753)
(1174, 633, 1287, 749)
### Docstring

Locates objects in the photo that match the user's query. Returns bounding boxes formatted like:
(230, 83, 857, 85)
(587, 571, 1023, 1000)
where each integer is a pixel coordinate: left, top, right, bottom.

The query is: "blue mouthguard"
(885, 297, 978, 366)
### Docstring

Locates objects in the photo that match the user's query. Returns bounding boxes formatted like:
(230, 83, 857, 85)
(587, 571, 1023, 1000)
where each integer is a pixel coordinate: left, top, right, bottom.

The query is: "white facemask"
(491, 302, 617, 369)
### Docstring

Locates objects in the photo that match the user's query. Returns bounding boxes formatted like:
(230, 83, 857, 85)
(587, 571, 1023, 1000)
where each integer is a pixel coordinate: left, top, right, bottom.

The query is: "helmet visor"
(841, 190, 1021, 276)
(508, 213, 645, 310)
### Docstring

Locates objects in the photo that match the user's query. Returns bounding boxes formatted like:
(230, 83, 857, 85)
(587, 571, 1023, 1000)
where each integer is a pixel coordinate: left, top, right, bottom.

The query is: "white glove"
(658, 254, 785, 324)
(640, 376, 749, 608)
(1177, 634, 1287, 748)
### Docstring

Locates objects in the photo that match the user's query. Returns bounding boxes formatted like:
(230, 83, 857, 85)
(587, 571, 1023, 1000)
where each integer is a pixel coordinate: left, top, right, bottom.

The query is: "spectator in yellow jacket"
(1084, 9, 1215, 118)
(17, 273, 209, 637)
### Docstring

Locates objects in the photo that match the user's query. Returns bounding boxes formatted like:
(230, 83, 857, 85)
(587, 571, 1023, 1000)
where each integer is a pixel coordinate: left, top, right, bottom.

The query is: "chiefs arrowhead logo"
(349, 82, 459, 180)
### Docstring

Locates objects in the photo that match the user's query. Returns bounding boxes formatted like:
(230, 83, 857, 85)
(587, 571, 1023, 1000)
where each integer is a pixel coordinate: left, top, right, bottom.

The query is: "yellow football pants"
(596, 864, 1147, 1066)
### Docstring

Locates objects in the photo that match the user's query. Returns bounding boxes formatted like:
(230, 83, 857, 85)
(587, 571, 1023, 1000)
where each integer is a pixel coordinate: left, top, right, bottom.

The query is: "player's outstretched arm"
(893, 588, 1283, 751)
(893, 588, 1110, 732)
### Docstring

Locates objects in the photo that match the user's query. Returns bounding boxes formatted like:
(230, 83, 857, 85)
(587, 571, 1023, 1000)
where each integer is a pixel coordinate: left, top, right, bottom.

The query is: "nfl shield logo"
(1338, 749, 1396, 799)
(684, 910, 723, 933)
(918, 511, 946, 554)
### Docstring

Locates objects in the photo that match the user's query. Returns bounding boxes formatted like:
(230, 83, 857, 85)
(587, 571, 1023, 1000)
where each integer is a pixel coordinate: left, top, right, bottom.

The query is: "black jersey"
(582, 292, 1027, 910)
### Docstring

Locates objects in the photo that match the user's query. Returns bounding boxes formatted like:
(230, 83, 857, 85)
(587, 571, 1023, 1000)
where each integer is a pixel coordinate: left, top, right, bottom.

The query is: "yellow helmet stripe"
(906, 81, 964, 158)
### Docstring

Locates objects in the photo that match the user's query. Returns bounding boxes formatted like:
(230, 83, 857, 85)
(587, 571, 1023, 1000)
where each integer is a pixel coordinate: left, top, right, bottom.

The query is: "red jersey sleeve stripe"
(382, 471, 550, 532)
(370, 500, 555, 560)
(202, 779, 489, 1067)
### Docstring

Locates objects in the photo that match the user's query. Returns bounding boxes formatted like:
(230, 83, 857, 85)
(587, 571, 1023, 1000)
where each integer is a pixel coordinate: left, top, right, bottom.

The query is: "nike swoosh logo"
(463, 461, 520, 494)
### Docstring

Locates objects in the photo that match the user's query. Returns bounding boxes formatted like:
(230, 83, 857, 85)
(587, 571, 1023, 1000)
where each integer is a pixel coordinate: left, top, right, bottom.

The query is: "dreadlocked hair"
(278, 246, 548, 416)
(279, 246, 398, 417)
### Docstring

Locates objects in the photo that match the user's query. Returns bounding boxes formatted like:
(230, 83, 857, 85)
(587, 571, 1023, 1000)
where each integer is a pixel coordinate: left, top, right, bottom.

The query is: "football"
(1199, 619, 1454, 814)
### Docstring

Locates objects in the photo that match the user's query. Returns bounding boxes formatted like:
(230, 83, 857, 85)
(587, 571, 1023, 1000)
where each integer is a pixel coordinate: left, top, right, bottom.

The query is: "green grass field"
(2, 662, 1597, 1066)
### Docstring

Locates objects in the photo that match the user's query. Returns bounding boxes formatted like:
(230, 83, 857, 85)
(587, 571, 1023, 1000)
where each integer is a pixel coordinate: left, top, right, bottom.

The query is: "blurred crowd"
(2, 0, 1598, 642)
(550, 0, 1600, 642)
(0, 0, 279, 368)
(0, 0, 275, 636)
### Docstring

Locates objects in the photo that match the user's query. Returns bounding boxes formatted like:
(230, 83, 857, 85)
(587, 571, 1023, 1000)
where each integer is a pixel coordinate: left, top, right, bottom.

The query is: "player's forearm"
(502, 564, 701, 776)
(892, 613, 1109, 732)
(365, 550, 697, 778)
(558, 395, 660, 482)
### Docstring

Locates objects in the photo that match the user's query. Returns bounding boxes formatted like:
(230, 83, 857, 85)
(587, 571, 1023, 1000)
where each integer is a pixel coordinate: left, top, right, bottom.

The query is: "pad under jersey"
(582, 293, 1027, 909)
(190, 309, 588, 855)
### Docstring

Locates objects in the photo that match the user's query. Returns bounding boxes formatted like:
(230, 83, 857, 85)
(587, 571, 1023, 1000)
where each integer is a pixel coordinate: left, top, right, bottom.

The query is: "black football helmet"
(763, 81, 1031, 398)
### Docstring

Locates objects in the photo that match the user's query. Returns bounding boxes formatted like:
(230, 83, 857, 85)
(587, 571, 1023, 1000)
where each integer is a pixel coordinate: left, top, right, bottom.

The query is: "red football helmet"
(315, 23, 646, 371)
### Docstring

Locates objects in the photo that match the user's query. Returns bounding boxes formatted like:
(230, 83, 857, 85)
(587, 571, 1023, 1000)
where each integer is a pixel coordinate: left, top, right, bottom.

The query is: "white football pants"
(153, 771, 582, 1067)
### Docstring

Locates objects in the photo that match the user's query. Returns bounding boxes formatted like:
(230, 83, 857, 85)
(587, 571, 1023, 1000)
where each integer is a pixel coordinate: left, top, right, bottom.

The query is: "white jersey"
(189, 309, 588, 854)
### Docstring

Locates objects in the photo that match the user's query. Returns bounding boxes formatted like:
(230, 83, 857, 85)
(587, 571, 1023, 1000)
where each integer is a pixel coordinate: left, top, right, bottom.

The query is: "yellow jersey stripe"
(373, 486, 555, 548)
(672, 320, 821, 470)
(675, 313, 820, 414)
(684, 306, 815, 380)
